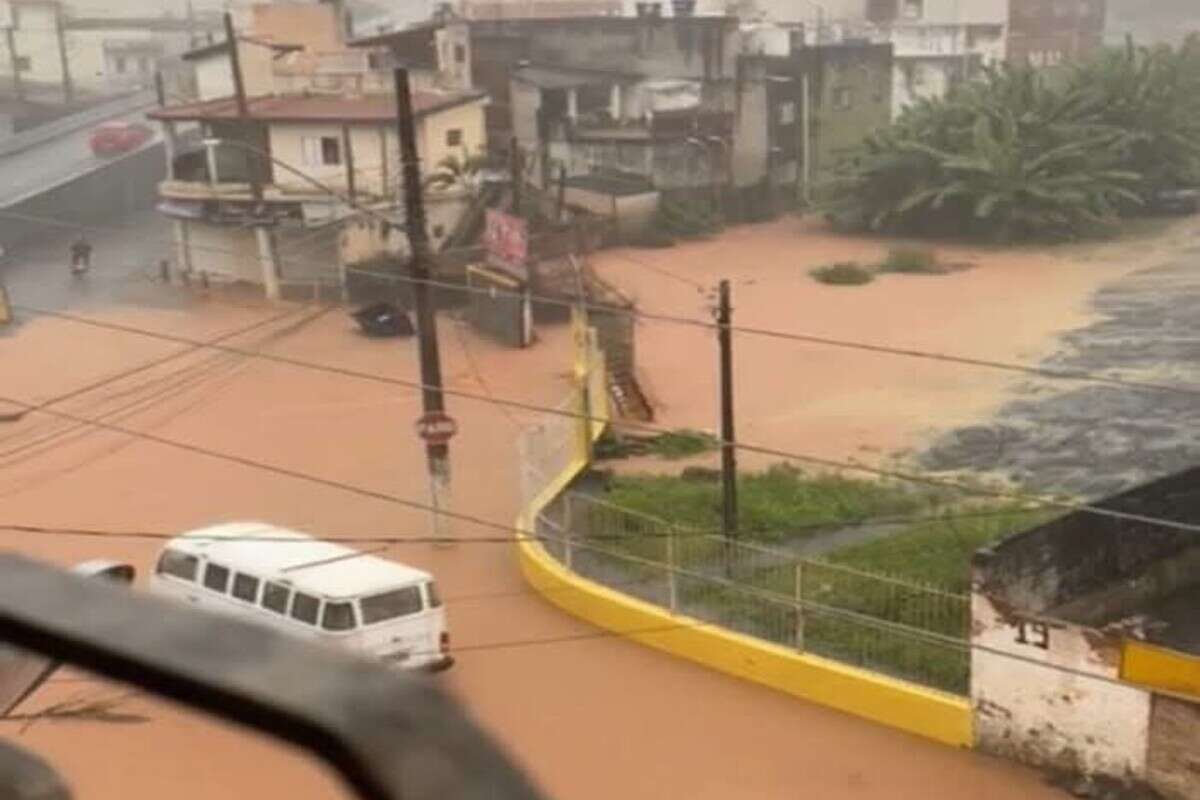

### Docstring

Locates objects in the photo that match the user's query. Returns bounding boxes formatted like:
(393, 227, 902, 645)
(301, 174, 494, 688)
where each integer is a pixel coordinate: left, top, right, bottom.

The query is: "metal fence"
(538, 492, 972, 695)
(516, 309, 971, 696)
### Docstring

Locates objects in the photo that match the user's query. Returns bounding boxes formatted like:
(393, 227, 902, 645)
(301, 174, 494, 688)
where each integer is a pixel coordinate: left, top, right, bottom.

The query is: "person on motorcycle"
(69, 234, 92, 274)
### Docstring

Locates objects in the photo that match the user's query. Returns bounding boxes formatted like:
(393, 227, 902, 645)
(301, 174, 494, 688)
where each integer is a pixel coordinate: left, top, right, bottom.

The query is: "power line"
(5, 205, 1199, 400)
(350, 267, 1200, 400)
(12, 303, 1200, 537)
(0, 308, 325, 472)
(0, 501, 1049, 546)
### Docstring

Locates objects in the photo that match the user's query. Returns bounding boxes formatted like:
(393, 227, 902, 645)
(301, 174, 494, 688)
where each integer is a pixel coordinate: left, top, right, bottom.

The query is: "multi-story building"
(1008, 0, 1106, 67)
(737, 0, 1007, 118)
(149, 2, 487, 298)
(64, 16, 220, 97)
(0, 0, 71, 100)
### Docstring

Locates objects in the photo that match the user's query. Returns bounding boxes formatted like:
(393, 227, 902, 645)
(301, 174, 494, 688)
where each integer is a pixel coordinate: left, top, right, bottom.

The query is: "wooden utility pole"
(342, 124, 356, 202)
(4, 27, 23, 101)
(185, 0, 198, 48)
(395, 67, 455, 546)
(223, 12, 261, 205)
(53, 5, 72, 104)
(509, 135, 522, 217)
(716, 279, 738, 544)
(224, 12, 278, 300)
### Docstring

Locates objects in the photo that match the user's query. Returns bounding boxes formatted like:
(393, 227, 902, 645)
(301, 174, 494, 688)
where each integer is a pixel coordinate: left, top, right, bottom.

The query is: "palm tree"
(424, 152, 490, 197)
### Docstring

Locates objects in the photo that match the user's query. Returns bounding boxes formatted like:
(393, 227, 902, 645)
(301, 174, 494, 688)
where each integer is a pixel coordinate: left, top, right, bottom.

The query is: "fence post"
(666, 525, 678, 614)
(562, 493, 574, 570)
(794, 560, 805, 651)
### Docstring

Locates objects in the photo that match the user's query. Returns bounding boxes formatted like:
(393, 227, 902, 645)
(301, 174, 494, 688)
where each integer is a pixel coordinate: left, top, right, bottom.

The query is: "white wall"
(2, 2, 64, 89)
(971, 592, 1151, 779)
(185, 219, 260, 282)
(194, 53, 234, 101)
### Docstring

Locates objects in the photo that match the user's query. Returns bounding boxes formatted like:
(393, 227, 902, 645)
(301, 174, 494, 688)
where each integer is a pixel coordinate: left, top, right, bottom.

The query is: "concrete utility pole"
(5, 27, 23, 101)
(224, 11, 280, 300)
(53, 5, 72, 104)
(394, 67, 455, 547)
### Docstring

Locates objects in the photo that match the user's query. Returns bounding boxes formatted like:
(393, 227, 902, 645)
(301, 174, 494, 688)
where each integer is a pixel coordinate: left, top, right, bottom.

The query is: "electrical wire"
(4, 205, 1198, 400)
(10, 303, 1200, 537)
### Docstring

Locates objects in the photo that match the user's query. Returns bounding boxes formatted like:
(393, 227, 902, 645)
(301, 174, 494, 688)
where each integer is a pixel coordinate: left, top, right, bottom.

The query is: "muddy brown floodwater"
(593, 216, 1178, 474)
(0, 246, 1090, 799)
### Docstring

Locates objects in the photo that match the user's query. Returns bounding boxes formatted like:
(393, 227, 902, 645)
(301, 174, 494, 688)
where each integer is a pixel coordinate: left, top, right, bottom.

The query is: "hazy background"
(53, 0, 1200, 46)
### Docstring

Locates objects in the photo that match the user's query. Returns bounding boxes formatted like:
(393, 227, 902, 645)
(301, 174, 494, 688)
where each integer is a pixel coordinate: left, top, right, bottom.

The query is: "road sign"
(415, 412, 458, 445)
(484, 209, 528, 269)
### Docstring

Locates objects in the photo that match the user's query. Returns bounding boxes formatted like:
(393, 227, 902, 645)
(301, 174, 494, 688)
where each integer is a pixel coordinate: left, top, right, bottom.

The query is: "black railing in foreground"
(0, 555, 547, 800)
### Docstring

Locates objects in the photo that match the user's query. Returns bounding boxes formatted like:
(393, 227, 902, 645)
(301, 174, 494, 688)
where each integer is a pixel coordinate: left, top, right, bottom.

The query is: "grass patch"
(826, 506, 1057, 593)
(811, 261, 875, 286)
(879, 246, 942, 274)
(574, 467, 1057, 695)
(594, 429, 718, 461)
(600, 463, 945, 541)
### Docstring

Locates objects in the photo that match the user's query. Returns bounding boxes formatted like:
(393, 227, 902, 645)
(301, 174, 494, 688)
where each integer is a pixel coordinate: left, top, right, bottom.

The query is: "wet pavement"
(921, 226, 1200, 497)
(0, 210, 194, 320)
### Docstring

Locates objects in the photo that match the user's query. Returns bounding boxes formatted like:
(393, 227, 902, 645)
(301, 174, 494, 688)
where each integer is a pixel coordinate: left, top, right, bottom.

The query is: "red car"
(89, 121, 154, 157)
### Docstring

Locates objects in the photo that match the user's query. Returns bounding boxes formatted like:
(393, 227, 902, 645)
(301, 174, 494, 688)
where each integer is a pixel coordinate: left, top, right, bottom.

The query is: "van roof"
(166, 522, 432, 600)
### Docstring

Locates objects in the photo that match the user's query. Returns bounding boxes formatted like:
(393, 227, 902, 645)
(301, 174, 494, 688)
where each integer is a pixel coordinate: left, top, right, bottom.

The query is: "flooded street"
(0, 216, 1069, 799)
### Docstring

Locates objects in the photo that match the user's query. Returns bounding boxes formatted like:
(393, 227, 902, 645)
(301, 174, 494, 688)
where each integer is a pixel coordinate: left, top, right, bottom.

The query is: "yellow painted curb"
(515, 513, 973, 748)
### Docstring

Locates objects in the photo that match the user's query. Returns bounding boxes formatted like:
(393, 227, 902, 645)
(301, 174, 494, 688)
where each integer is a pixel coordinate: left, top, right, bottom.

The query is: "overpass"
(0, 90, 164, 248)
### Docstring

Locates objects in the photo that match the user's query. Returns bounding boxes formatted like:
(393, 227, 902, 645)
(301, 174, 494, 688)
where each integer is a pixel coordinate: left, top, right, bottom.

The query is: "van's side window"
(426, 582, 442, 609)
(361, 586, 422, 625)
(156, 549, 198, 581)
(203, 563, 230, 593)
(262, 582, 290, 615)
(322, 601, 356, 631)
(232, 573, 259, 603)
(291, 592, 319, 625)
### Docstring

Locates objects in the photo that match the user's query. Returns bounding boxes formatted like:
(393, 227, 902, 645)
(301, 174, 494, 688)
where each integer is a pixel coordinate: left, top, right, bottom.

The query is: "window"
(203, 563, 230, 593)
(778, 101, 796, 125)
(14, 55, 29, 72)
(901, 0, 923, 20)
(454, 44, 466, 64)
(445, 128, 463, 147)
(290, 592, 320, 625)
(262, 582, 291, 615)
(426, 582, 442, 609)
(232, 573, 260, 603)
(156, 549, 198, 581)
(115, 55, 127, 74)
(301, 136, 341, 166)
(322, 602, 356, 631)
(832, 87, 853, 111)
(361, 586, 422, 625)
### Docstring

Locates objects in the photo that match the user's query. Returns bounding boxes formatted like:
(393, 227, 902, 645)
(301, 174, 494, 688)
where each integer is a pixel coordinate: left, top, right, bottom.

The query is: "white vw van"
(148, 522, 452, 671)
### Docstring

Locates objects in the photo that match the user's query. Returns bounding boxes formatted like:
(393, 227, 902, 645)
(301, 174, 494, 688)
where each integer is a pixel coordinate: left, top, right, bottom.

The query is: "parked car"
(89, 121, 153, 157)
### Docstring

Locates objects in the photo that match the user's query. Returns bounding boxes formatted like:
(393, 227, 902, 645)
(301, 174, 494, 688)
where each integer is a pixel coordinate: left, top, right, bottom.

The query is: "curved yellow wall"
(515, 522, 972, 747)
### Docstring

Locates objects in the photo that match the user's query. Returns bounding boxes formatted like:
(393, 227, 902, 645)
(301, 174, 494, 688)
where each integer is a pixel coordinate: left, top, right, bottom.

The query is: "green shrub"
(880, 246, 940, 273)
(811, 262, 875, 286)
